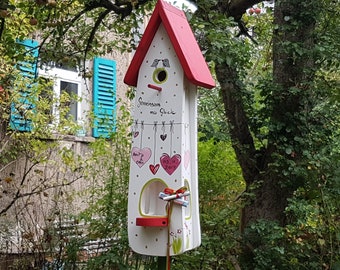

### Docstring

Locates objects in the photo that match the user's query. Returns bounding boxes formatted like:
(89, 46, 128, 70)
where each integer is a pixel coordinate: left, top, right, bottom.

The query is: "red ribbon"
(163, 187, 187, 195)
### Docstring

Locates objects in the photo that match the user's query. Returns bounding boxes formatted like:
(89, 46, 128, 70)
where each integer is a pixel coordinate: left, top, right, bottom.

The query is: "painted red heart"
(160, 153, 181, 175)
(131, 147, 152, 168)
(134, 131, 139, 138)
(149, 164, 160, 175)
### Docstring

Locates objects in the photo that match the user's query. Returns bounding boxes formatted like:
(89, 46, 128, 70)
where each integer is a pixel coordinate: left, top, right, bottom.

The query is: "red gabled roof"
(124, 0, 215, 89)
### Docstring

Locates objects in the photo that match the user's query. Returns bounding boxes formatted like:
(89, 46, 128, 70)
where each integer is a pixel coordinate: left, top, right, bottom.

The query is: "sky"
(167, 0, 198, 12)
(167, 0, 275, 11)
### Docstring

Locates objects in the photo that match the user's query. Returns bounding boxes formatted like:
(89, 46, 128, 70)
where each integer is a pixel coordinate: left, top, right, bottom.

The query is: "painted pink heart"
(160, 153, 181, 175)
(184, 150, 190, 169)
(131, 147, 152, 168)
(149, 164, 160, 175)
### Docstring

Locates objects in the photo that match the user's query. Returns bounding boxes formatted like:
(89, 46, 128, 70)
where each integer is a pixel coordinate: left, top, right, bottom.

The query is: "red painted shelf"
(136, 217, 168, 227)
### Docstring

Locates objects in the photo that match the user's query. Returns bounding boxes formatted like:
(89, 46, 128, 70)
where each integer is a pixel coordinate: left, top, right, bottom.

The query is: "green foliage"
(74, 103, 132, 269)
(197, 136, 244, 205)
(192, 8, 253, 77)
(241, 186, 340, 270)
(240, 113, 340, 269)
(172, 138, 244, 269)
(1, 0, 156, 73)
(198, 87, 230, 142)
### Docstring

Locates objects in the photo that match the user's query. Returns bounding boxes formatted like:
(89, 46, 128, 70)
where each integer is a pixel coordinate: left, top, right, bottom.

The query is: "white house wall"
(0, 48, 131, 256)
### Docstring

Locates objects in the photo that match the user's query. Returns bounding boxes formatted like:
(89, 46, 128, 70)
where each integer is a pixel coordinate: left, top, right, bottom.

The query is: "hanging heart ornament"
(149, 164, 160, 175)
(160, 153, 181, 175)
(131, 147, 152, 168)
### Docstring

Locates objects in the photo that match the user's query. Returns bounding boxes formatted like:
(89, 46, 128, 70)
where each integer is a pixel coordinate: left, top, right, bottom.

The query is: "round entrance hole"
(153, 68, 168, 84)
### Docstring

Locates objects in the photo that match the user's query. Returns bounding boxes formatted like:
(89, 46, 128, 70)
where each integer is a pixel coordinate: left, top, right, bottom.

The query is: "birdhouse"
(124, 0, 215, 257)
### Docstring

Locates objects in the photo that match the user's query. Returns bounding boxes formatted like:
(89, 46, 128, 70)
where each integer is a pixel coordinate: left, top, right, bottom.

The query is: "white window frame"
(39, 66, 83, 130)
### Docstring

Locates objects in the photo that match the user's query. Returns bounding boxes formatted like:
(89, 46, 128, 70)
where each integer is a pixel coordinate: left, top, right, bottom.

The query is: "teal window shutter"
(92, 57, 117, 138)
(10, 39, 39, 132)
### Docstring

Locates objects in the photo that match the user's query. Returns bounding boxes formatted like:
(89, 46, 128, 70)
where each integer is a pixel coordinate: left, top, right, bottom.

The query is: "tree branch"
(215, 63, 258, 185)
(0, 159, 39, 216)
(84, 9, 111, 60)
(18, 173, 83, 199)
(225, 0, 263, 19)
(0, 18, 4, 41)
(84, 0, 133, 19)
(0, 162, 84, 216)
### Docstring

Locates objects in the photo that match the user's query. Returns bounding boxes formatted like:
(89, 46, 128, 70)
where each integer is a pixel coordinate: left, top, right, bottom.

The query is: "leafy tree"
(191, 0, 340, 268)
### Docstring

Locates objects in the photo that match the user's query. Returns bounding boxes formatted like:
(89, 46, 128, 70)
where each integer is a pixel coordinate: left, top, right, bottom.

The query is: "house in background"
(9, 39, 124, 138)
(0, 36, 132, 268)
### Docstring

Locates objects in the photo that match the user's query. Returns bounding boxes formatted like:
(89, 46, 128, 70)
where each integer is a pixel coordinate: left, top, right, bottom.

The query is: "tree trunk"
(215, 0, 318, 260)
(215, 64, 257, 186)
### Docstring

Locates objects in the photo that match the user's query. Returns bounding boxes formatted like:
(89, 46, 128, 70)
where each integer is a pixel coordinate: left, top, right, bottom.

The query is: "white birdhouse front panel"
(128, 23, 201, 256)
